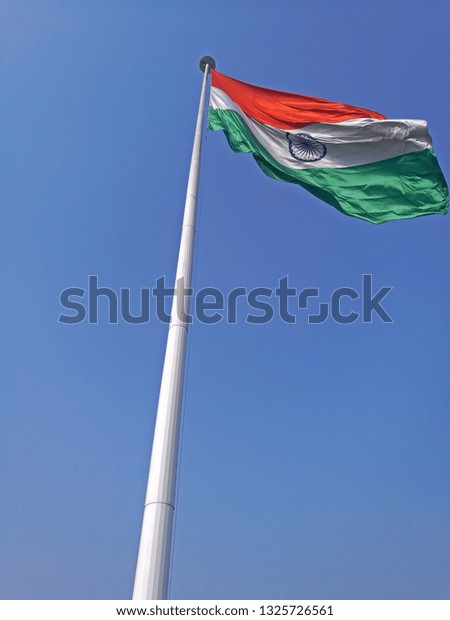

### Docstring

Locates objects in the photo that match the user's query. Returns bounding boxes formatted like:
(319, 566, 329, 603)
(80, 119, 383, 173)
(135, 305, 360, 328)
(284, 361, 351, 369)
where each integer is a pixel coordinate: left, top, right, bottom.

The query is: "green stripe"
(208, 107, 448, 224)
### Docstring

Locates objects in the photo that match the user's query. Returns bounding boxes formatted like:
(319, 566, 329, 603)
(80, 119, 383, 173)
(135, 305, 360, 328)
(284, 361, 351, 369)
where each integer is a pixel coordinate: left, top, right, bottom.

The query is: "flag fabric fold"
(208, 70, 448, 224)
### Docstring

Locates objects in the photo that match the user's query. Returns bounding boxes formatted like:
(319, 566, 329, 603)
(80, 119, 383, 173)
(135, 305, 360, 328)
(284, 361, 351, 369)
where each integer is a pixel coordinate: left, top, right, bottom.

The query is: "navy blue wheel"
(286, 132, 327, 162)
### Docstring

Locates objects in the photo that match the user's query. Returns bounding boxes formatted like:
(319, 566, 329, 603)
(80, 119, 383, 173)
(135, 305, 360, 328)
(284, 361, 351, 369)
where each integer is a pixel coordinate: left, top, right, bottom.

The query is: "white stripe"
(210, 86, 432, 170)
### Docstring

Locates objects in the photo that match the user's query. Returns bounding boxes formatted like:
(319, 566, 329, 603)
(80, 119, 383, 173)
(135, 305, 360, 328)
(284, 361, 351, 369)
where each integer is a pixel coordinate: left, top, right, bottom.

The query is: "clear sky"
(1, 0, 449, 601)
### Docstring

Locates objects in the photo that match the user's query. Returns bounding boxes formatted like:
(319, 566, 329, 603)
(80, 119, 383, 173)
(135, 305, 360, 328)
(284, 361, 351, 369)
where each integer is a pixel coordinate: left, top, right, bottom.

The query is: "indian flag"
(208, 70, 448, 224)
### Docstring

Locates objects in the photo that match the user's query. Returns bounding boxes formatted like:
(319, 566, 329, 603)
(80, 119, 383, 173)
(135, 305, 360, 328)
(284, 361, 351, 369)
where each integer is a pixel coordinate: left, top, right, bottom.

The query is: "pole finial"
(199, 56, 216, 73)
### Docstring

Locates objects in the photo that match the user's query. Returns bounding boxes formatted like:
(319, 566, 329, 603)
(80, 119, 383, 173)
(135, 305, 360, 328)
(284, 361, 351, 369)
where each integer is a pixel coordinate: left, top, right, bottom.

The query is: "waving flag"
(208, 70, 448, 224)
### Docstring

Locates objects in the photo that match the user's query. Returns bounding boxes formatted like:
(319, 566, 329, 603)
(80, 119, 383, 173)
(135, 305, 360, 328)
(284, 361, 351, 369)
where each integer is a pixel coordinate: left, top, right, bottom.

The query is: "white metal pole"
(132, 56, 216, 601)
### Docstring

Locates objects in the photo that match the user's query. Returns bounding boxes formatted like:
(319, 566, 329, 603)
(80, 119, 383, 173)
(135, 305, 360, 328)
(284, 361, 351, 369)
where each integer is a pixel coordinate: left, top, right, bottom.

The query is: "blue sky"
(1, 0, 449, 600)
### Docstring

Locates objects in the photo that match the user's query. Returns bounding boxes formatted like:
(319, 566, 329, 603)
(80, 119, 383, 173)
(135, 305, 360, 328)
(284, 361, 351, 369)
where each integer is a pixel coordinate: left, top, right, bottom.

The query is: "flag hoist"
(132, 56, 216, 601)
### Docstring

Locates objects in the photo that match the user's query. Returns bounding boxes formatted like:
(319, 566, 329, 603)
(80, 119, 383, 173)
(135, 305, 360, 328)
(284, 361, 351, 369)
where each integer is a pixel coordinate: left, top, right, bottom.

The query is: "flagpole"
(132, 56, 215, 601)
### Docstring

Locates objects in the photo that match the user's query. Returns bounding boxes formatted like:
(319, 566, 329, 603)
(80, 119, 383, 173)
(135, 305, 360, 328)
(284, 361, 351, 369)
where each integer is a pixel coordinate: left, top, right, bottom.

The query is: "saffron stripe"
(211, 70, 386, 130)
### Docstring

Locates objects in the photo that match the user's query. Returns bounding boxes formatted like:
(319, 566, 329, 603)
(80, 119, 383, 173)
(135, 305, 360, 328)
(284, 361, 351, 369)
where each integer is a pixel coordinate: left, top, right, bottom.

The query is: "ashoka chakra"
(286, 132, 327, 162)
